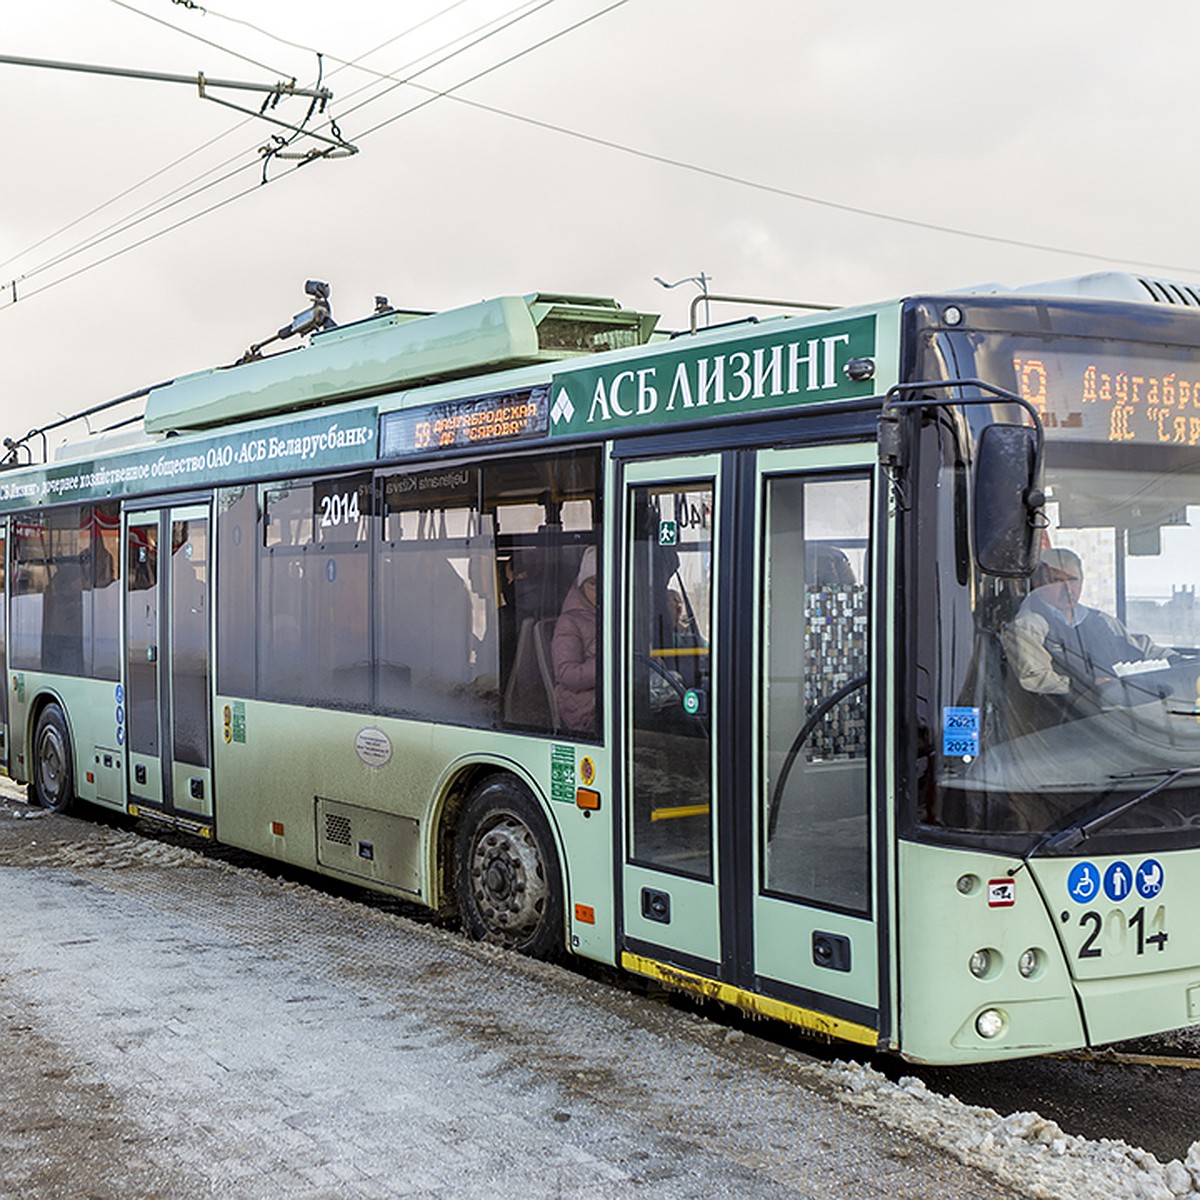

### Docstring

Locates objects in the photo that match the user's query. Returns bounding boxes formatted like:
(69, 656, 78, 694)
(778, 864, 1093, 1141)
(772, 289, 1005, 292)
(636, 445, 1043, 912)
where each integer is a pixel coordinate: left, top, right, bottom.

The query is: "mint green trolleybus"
(6, 272, 1200, 1064)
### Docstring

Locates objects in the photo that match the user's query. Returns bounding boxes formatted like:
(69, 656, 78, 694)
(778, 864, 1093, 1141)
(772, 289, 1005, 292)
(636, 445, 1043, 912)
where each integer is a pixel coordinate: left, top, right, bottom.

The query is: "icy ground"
(1, 790, 1198, 1198)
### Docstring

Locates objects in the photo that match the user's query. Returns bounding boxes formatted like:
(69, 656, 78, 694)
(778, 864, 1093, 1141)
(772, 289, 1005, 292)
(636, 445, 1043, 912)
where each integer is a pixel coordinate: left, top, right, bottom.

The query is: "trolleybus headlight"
(969, 948, 994, 979)
(1018, 948, 1042, 979)
(975, 1008, 1006, 1039)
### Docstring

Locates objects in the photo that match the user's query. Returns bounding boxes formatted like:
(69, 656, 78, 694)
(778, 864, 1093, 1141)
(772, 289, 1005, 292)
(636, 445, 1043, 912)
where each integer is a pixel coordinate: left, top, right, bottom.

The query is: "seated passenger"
(1003, 547, 1171, 697)
(551, 546, 598, 734)
(665, 588, 705, 650)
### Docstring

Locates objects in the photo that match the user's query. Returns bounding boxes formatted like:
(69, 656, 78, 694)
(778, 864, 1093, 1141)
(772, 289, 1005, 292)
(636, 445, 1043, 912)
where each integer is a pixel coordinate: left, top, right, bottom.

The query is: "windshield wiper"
(1031, 766, 1200, 857)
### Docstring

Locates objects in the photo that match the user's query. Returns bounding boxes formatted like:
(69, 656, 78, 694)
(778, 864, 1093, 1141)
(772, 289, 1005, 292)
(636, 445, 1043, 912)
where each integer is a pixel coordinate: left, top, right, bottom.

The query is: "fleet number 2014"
(319, 490, 361, 529)
(1073, 905, 1168, 959)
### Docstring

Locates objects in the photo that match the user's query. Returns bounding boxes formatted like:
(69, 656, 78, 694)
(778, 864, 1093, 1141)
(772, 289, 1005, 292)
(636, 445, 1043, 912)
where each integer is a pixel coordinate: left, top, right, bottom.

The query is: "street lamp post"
(654, 272, 713, 328)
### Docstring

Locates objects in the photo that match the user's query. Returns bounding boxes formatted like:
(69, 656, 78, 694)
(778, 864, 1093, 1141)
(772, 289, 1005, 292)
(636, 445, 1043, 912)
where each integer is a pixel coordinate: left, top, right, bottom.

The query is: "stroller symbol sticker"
(1136, 859, 1164, 899)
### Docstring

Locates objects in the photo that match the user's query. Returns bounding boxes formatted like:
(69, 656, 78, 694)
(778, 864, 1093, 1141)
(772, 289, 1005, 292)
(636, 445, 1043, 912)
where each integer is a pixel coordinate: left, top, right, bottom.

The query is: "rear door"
(124, 504, 213, 825)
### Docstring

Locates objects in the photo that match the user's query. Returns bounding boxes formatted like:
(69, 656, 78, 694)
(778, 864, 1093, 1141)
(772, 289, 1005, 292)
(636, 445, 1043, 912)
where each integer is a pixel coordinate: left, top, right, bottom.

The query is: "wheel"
(32, 703, 76, 814)
(454, 775, 563, 960)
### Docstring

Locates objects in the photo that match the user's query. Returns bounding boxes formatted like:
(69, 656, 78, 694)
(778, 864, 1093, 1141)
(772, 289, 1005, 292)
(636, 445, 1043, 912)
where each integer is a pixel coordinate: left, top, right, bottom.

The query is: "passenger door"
(0, 521, 8, 771)
(619, 445, 882, 1042)
(124, 504, 213, 825)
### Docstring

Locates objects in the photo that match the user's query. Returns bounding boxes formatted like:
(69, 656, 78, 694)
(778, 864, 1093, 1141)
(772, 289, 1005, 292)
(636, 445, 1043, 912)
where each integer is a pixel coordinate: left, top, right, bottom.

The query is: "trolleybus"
(6, 271, 1200, 1064)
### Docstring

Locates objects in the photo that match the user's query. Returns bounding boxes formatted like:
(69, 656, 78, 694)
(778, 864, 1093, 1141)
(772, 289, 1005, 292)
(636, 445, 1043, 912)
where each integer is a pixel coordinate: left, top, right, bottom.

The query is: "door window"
(762, 474, 871, 914)
(627, 482, 714, 880)
(126, 521, 160, 758)
(171, 518, 210, 769)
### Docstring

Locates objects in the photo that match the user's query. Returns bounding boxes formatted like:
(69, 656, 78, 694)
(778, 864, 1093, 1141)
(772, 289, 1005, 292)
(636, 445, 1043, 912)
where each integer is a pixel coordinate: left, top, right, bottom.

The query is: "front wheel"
(454, 775, 564, 960)
(32, 703, 76, 814)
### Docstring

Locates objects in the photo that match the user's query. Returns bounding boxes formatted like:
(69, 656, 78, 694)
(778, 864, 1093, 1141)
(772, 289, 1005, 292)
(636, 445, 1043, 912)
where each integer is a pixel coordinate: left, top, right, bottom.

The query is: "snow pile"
(818, 1059, 1200, 1199)
(0, 802, 46, 819)
(7, 781, 1200, 1200)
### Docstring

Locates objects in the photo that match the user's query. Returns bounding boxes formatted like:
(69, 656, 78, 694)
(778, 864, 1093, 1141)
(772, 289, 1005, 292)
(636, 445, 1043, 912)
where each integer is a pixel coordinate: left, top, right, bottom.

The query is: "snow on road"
(0, 792, 1197, 1199)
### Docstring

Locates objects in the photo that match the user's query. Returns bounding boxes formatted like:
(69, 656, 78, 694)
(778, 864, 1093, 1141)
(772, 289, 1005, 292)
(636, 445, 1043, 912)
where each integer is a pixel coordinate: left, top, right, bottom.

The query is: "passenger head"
(575, 545, 598, 606)
(666, 588, 685, 626)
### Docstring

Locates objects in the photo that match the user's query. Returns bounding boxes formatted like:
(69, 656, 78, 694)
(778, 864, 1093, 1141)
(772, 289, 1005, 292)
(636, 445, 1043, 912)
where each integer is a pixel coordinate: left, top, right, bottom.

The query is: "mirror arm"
(878, 379, 1045, 509)
(881, 379, 1044, 459)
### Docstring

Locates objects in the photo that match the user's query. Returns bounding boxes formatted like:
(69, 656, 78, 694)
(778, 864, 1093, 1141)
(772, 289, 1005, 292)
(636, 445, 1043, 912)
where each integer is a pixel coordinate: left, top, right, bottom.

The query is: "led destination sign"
(1012, 345, 1200, 447)
(380, 386, 549, 460)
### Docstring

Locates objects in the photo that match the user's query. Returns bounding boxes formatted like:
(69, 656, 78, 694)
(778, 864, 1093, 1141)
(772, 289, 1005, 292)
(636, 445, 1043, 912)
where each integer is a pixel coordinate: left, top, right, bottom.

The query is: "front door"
(0, 521, 8, 771)
(620, 445, 883, 1042)
(124, 504, 213, 823)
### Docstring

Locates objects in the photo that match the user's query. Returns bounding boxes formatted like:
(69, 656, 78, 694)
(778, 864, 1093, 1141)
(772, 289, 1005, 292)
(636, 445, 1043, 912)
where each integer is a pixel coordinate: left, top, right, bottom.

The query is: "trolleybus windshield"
(917, 326, 1200, 852)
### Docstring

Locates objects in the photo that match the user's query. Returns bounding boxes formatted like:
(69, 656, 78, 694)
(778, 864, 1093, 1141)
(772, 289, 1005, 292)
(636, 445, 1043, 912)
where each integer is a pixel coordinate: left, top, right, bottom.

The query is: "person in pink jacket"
(552, 546, 598, 734)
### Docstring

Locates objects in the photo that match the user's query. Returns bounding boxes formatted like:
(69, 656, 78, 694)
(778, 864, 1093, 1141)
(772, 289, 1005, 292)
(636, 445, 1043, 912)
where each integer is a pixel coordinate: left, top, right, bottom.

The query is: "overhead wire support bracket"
(197, 73, 357, 160)
(0, 53, 356, 158)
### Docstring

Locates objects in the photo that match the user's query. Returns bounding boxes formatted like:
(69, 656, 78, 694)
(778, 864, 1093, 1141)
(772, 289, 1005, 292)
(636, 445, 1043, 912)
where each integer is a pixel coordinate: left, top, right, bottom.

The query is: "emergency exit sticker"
(943, 707, 980, 757)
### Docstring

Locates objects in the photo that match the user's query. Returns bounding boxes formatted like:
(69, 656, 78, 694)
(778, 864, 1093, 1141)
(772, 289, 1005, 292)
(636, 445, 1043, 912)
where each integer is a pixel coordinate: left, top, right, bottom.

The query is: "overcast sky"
(2, 0, 1198, 451)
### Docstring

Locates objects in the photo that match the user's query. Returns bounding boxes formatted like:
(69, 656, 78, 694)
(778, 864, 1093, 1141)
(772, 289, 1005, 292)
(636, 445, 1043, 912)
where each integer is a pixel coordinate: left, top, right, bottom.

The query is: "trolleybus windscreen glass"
(920, 330, 1200, 851)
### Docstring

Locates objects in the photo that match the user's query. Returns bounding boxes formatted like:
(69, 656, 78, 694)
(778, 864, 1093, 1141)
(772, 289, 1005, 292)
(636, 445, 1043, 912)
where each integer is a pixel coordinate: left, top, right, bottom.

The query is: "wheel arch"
(429, 755, 567, 921)
(26, 688, 79, 811)
(23, 687, 73, 785)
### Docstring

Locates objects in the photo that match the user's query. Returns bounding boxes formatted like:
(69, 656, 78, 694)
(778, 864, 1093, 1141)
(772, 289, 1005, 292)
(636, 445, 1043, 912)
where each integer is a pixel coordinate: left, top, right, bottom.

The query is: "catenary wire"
(10, 0, 1199, 306)
(3, 0, 539, 281)
(156, 0, 1200, 279)
(107, 0, 291, 78)
(2, 0, 525, 280)
(2, 0, 563, 297)
(140, 0, 1200, 278)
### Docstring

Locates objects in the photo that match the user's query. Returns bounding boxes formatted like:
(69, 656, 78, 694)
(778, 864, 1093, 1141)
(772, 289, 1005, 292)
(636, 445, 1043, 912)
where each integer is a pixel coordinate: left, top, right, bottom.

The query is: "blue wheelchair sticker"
(1067, 862, 1100, 904)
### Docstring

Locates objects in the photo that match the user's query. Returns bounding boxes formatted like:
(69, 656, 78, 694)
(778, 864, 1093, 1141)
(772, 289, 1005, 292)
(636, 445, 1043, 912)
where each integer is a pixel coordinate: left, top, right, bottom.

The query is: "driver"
(1003, 547, 1171, 697)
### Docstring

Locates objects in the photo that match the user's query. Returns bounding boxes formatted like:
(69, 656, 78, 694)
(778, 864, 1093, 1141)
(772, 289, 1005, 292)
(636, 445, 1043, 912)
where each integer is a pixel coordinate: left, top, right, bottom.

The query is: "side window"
(12, 507, 88, 676)
(377, 449, 600, 734)
(216, 486, 257, 698)
(762, 474, 871, 915)
(88, 503, 121, 681)
(378, 466, 492, 724)
(259, 473, 372, 707)
(11, 515, 46, 671)
(494, 453, 600, 738)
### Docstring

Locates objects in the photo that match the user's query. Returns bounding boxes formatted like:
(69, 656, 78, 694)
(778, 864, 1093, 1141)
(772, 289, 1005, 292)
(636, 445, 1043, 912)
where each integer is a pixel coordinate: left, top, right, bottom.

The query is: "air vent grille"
(324, 812, 352, 846)
(1136, 276, 1200, 306)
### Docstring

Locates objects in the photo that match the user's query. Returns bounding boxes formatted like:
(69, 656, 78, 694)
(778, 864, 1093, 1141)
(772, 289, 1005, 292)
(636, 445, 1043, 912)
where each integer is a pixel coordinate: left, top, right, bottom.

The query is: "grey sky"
(2, 0, 1197, 448)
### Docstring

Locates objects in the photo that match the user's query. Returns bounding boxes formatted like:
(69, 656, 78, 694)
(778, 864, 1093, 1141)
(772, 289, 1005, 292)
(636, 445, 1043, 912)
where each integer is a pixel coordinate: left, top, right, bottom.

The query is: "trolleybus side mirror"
(973, 422, 1044, 578)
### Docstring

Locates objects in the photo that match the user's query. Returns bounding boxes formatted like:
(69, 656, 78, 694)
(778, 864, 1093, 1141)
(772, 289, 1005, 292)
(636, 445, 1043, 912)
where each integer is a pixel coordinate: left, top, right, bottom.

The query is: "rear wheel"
(32, 703, 76, 814)
(454, 775, 563, 960)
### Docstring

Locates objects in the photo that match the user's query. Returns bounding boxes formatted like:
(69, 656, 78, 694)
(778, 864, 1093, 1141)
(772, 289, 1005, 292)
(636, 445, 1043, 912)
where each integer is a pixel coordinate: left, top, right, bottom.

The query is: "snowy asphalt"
(0, 784, 1195, 1199)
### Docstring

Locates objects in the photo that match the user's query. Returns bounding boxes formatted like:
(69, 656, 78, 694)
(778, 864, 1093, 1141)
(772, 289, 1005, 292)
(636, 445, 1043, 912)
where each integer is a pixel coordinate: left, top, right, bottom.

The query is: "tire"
(31, 703, 76, 815)
(454, 775, 564, 960)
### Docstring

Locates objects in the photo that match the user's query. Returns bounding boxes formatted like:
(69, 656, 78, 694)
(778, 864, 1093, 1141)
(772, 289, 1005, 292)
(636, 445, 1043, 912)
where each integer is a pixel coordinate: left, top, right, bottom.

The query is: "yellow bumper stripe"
(621, 951, 878, 1048)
